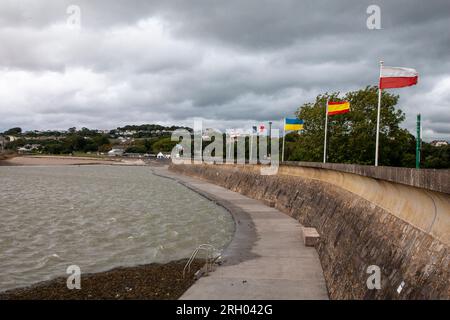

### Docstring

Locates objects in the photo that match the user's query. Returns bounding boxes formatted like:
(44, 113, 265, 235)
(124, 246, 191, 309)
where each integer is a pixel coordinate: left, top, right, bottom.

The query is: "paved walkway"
(153, 167, 329, 300)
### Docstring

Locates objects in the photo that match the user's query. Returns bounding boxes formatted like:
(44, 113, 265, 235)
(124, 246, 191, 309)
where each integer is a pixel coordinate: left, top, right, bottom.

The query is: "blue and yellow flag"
(284, 118, 304, 131)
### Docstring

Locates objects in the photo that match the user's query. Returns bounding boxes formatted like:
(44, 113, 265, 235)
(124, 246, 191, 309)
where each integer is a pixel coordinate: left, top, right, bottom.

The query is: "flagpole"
(249, 128, 253, 163)
(323, 98, 329, 163)
(282, 118, 285, 162)
(375, 60, 383, 166)
(228, 132, 232, 160)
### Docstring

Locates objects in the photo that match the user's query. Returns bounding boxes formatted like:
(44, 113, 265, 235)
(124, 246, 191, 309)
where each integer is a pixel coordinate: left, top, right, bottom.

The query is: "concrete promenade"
(153, 167, 328, 300)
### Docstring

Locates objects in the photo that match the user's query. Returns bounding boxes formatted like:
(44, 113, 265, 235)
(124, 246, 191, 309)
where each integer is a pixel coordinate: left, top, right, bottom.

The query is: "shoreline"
(0, 155, 117, 166)
(0, 155, 168, 166)
(0, 259, 204, 300)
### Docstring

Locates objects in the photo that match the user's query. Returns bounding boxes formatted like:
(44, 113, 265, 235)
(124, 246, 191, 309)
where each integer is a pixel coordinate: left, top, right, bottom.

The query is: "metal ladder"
(183, 244, 220, 278)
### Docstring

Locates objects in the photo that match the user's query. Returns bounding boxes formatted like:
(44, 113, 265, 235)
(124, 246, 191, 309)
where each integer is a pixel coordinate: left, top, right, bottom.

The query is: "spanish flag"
(284, 118, 304, 131)
(327, 101, 350, 116)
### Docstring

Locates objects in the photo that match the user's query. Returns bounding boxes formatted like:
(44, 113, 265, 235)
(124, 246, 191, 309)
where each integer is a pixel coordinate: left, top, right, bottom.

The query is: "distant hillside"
(115, 124, 192, 132)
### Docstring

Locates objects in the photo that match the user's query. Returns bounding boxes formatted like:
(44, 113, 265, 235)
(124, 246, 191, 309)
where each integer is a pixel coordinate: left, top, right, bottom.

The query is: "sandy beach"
(0, 155, 148, 166)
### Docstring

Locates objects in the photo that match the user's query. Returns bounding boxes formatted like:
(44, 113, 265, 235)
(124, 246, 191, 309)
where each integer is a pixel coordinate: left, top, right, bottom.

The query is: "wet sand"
(0, 155, 146, 166)
(0, 153, 15, 161)
(0, 259, 204, 300)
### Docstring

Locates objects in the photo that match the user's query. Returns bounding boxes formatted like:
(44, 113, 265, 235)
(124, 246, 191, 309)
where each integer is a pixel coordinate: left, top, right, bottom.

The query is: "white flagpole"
(249, 128, 253, 163)
(282, 118, 286, 162)
(375, 60, 383, 166)
(228, 132, 232, 160)
(323, 99, 329, 163)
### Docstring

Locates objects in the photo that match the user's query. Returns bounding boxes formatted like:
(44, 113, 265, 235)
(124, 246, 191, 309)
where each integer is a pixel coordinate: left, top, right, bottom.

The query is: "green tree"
(151, 137, 177, 153)
(4, 127, 22, 135)
(125, 145, 147, 153)
(92, 135, 110, 147)
(291, 86, 416, 166)
(44, 143, 65, 154)
(63, 135, 86, 152)
(422, 143, 450, 168)
(98, 144, 112, 153)
(5, 138, 26, 150)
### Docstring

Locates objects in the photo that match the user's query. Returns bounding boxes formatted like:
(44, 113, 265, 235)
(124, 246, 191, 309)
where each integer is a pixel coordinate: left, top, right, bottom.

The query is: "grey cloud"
(0, 0, 449, 140)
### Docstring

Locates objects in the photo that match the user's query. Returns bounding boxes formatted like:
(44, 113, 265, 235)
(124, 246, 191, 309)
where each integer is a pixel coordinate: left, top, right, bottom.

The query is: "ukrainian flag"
(284, 118, 304, 131)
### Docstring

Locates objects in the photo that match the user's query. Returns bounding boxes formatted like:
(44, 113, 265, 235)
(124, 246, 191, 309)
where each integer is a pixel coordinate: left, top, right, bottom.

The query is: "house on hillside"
(157, 152, 170, 159)
(108, 148, 124, 156)
(17, 144, 41, 154)
(430, 140, 449, 147)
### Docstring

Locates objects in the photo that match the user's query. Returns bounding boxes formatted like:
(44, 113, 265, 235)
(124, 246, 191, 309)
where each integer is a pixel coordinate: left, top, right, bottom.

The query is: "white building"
(157, 152, 165, 159)
(430, 140, 448, 147)
(17, 144, 41, 154)
(108, 148, 124, 156)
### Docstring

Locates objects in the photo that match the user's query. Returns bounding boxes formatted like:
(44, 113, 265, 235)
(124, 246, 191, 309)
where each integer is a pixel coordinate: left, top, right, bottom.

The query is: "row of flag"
(279, 64, 418, 164)
(283, 100, 351, 132)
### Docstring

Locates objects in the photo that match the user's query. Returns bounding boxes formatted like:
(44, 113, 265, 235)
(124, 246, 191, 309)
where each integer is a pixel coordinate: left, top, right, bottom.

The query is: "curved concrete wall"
(170, 163, 450, 299)
(278, 165, 450, 246)
(283, 161, 450, 194)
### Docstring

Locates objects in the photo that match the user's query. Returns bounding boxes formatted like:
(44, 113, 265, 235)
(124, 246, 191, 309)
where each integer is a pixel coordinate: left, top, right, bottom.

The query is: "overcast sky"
(0, 0, 449, 140)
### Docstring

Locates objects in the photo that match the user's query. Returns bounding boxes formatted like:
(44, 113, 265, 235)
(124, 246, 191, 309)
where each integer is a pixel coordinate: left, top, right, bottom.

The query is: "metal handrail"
(183, 244, 220, 278)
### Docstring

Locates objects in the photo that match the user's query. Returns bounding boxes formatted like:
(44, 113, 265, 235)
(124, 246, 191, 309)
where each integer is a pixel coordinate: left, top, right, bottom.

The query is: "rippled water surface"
(0, 166, 234, 291)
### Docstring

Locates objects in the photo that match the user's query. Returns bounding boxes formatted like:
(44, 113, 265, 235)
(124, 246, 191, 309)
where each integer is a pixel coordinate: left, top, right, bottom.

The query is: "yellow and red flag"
(327, 101, 350, 116)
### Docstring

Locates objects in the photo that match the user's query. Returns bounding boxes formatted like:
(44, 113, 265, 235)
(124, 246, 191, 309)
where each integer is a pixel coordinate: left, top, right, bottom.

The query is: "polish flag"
(259, 124, 266, 133)
(380, 66, 418, 89)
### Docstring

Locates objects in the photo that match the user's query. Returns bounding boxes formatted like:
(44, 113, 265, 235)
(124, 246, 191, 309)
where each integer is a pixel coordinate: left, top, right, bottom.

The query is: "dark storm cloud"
(0, 0, 449, 140)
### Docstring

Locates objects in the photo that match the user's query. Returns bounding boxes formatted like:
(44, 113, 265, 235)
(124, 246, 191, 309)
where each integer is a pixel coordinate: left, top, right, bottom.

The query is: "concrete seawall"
(153, 167, 329, 299)
(169, 163, 450, 299)
(283, 161, 450, 194)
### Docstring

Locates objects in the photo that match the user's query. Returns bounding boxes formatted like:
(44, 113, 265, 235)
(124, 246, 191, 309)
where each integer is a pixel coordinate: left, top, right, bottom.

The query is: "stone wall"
(169, 163, 450, 299)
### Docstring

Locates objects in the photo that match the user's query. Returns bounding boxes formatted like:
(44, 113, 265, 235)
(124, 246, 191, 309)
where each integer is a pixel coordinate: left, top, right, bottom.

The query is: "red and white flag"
(380, 66, 418, 89)
(258, 124, 266, 134)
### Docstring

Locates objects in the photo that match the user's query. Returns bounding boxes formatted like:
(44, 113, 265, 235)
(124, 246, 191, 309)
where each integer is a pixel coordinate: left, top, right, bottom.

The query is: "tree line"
(2, 127, 178, 155)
